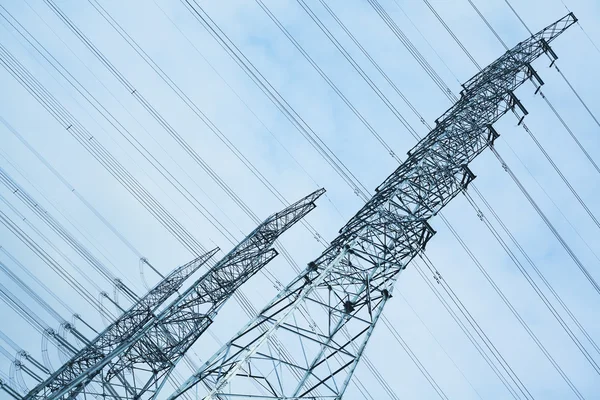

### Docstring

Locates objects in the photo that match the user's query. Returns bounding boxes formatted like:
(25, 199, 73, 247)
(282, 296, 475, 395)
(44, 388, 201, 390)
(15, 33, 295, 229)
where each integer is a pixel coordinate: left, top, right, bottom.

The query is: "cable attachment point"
(486, 124, 500, 146)
(525, 63, 545, 94)
(508, 91, 528, 125)
(540, 38, 559, 67)
(460, 164, 476, 190)
(418, 221, 436, 251)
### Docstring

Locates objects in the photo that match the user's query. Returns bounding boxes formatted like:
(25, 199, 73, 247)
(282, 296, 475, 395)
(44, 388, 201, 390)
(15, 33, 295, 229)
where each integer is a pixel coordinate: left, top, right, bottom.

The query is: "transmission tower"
(22, 188, 325, 399)
(162, 13, 577, 400)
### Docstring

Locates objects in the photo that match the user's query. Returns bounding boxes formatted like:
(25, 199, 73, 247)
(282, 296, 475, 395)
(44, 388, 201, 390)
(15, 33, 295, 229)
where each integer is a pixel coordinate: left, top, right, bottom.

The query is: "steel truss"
(166, 13, 577, 400)
(23, 249, 219, 400)
(23, 189, 324, 399)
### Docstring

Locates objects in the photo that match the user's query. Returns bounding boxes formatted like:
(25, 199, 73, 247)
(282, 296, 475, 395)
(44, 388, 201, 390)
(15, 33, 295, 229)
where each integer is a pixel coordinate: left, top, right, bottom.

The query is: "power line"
(0, 42, 206, 256)
(0, 2, 594, 399)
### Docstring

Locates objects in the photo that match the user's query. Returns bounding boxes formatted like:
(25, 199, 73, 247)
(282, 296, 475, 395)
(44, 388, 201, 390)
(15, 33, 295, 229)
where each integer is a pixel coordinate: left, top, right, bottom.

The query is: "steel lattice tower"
(22, 189, 325, 400)
(163, 13, 578, 400)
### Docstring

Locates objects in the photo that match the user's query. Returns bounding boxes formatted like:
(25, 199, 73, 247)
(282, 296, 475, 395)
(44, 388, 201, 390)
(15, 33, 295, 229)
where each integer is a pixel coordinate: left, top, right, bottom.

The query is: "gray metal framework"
(22, 249, 219, 399)
(23, 188, 325, 399)
(166, 13, 577, 400)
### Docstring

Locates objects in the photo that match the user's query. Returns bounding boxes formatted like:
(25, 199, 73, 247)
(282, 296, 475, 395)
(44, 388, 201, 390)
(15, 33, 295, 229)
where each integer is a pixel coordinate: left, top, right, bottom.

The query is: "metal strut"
(23, 248, 219, 400)
(167, 13, 577, 400)
(24, 188, 325, 399)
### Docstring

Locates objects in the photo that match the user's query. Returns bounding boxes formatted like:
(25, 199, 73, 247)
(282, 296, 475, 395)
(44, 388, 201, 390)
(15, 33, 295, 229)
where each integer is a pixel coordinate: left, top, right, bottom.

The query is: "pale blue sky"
(0, 0, 599, 398)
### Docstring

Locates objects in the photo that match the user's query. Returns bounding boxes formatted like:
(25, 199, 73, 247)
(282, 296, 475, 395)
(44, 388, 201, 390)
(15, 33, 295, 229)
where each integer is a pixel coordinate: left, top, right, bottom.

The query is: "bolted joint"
(343, 244, 355, 255)
(343, 300, 355, 314)
(305, 261, 318, 284)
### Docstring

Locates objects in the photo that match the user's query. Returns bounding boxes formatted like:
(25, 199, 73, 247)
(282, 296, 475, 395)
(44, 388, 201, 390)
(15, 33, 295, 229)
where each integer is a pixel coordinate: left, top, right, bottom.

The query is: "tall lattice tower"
(21, 189, 325, 399)
(166, 13, 578, 400)
(13, 12, 578, 400)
